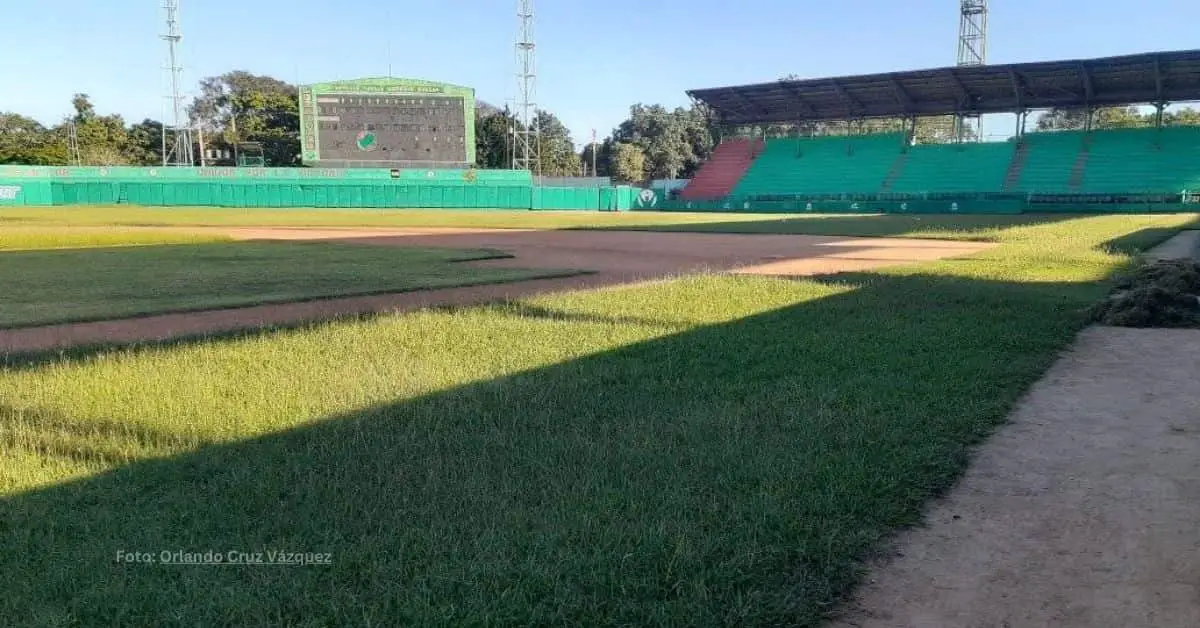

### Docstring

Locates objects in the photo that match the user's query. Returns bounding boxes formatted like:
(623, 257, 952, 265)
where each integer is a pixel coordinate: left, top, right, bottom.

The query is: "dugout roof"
(689, 49, 1200, 125)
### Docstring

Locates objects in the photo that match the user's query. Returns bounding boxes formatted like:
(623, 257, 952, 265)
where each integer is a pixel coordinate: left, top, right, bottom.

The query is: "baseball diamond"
(3, 1, 1200, 626)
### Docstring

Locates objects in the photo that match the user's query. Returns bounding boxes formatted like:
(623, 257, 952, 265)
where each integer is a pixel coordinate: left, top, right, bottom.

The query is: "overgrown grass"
(0, 214, 1194, 626)
(0, 242, 574, 328)
(0, 206, 1076, 240)
(0, 225, 230, 251)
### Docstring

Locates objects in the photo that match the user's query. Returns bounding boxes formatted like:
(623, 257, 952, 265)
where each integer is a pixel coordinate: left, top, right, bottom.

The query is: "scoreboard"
(299, 78, 476, 168)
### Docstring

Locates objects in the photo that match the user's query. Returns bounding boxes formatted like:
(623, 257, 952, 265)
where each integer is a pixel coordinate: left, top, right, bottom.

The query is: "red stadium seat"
(679, 138, 763, 201)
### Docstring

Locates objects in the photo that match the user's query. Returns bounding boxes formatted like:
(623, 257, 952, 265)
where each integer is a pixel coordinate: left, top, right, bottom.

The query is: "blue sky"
(4, 0, 1199, 144)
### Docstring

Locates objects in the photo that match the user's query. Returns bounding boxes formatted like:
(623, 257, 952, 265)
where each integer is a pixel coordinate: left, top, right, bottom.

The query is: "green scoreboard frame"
(299, 77, 476, 167)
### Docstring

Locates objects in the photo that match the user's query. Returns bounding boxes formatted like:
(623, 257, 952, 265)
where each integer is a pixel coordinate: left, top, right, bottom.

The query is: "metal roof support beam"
(1009, 69, 1025, 111)
(779, 83, 819, 118)
(947, 69, 971, 109)
(828, 79, 865, 116)
(690, 94, 724, 132)
(686, 49, 1200, 125)
(730, 90, 771, 118)
(1078, 63, 1094, 106)
(1154, 56, 1164, 103)
(713, 90, 759, 123)
(889, 78, 914, 113)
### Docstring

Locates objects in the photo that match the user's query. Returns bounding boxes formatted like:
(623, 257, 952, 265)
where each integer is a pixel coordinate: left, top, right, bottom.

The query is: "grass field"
(0, 241, 573, 328)
(1, 206, 1076, 240)
(0, 212, 1195, 626)
(0, 225, 231, 251)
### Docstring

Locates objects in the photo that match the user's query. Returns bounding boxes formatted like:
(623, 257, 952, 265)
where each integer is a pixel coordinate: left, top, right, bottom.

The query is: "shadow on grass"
(0, 269, 1100, 627)
(497, 302, 684, 329)
(1101, 216, 1200, 255)
(0, 299, 671, 374)
(0, 240, 575, 330)
(0, 320, 358, 373)
(0, 404, 187, 467)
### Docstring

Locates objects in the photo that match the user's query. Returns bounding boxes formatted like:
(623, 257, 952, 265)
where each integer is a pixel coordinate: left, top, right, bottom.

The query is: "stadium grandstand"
(677, 49, 1200, 213)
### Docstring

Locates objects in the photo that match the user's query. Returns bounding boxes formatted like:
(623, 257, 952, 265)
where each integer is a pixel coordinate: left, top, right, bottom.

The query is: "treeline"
(3, 69, 1197, 183)
(0, 70, 718, 183)
(1035, 106, 1200, 131)
(0, 72, 302, 169)
(0, 95, 166, 167)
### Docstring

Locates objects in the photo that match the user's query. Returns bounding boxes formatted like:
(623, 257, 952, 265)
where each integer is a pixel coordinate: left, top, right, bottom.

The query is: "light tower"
(66, 121, 82, 166)
(956, 0, 988, 141)
(514, 0, 540, 175)
(162, 0, 193, 166)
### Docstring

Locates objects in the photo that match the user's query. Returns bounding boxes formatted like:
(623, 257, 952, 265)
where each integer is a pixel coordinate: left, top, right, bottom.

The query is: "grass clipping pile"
(1092, 259, 1200, 328)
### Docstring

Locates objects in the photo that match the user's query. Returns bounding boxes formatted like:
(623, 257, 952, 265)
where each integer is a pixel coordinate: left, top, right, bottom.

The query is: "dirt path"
(831, 326, 1200, 628)
(0, 228, 988, 353)
(1146, 229, 1200, 261)
(217, 227, 989, 277)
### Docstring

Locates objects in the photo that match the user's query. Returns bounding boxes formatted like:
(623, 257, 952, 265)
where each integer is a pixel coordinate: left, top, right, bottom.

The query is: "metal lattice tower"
(161, 0, 193, 166)
(514, 0, 539, 174)
(956, 0, 988, 141)
(66, 121, 82, 166)
(958, 0, 987, 67)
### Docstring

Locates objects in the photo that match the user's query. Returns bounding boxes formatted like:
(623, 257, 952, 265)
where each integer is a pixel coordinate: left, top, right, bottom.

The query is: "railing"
(732, 191, 1197, 205)
(656, 189, 1198, 214)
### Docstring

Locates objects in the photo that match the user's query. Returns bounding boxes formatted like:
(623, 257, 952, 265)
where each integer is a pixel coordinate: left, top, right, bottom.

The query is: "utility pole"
(197, 126, 207, 167)
(231, 114, 240, 166)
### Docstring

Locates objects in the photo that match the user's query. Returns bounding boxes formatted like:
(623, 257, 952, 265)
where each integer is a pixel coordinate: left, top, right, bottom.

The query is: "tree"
(474, 107, 582, 175)
(475, 101, 502, 118)
(1035, 108, 1087, 131)
(610, 142, 646, 183)
(532, 110, 580, 176)
(678, 106, 716, 177)
(735, 77, 974, 144)
(69, 94, 132, 166)
(1035, 106, 1150, 131)
(611, 104, 714, 180)
(189, 71, 299, 166)
(579, 138, 612, 178)
(125, 119, 164, 166)
(71, 93, 96, 122)
(475, 107, 517, 169)
(0, 113, 67, 165)
(1096, 106, 1149, 129)
(1166, 107, 1200, 126)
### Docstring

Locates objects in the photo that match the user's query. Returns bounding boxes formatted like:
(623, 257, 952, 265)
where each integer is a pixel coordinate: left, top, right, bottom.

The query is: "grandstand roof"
(689, 49, 1200, 125)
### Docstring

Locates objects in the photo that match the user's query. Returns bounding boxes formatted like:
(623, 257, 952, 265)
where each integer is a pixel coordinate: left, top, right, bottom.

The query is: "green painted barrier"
(0, 166, 646, 211)
(651, 191, 1189, 215)
(0, 165, 532, 184)
(3, 165, 1192, 215)
(0, 179, 51, 206)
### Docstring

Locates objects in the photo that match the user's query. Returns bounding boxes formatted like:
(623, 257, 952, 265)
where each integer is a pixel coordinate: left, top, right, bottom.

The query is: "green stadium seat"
(1009, 131, 1085, 193)
(1077, 127, 1200, 194)
(1014, 127, 1200, 194)
(732, 134, 905, 197)
(888, 142, 1013, 193)
(712, 127, 1200, 199)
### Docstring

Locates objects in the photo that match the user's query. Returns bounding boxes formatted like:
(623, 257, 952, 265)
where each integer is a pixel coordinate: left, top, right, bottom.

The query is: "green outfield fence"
(3, 166, 1195, 214)
(0, 166, 643, 211)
